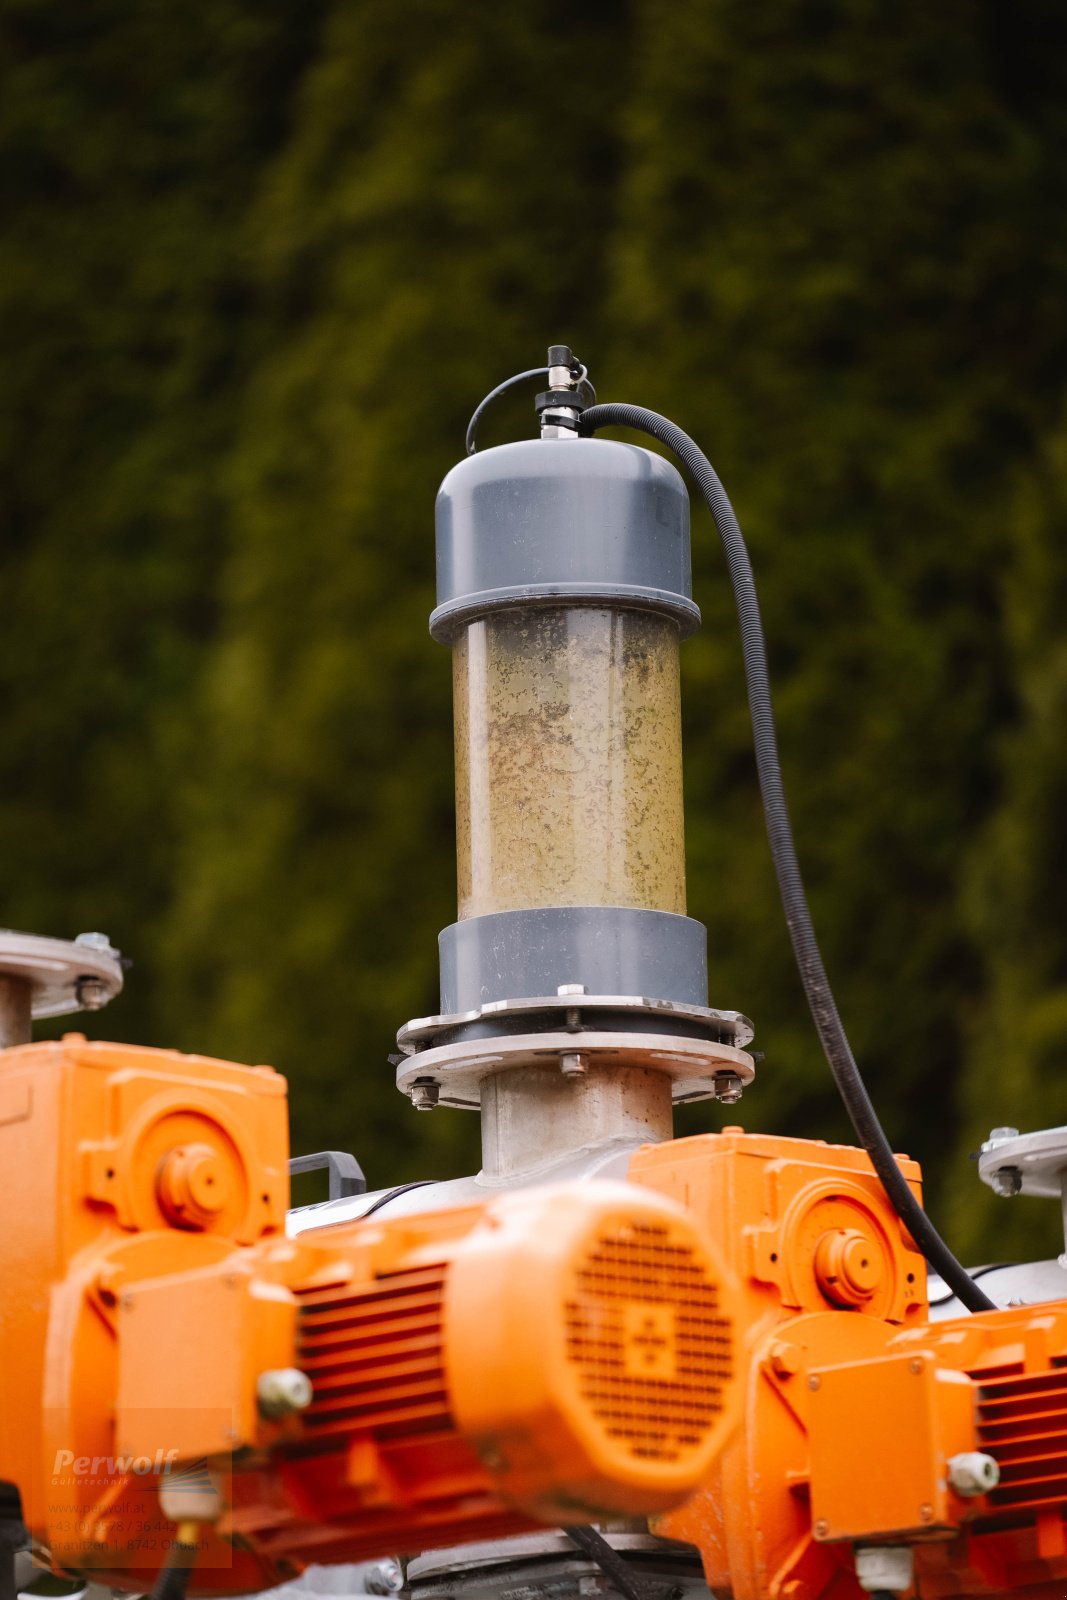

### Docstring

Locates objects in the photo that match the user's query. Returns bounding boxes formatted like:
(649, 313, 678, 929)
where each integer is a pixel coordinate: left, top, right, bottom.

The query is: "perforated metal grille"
(975, 1364, 1067, 1511)
(564, 1219, 732, 1464)
(296, 1264, 452, 1440)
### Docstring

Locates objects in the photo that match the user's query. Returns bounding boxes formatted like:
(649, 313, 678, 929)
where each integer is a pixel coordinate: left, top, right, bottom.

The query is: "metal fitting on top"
(538, 343, 589, 439)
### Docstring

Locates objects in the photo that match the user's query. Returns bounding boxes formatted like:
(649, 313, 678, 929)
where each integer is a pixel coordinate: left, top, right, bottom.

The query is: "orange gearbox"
(0, 1037, 740, 1593)
(630, 1129, 1067, 1600)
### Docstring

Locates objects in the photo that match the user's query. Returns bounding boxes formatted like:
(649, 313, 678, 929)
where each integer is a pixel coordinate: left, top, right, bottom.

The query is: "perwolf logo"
(53, 1448, 182, 1477)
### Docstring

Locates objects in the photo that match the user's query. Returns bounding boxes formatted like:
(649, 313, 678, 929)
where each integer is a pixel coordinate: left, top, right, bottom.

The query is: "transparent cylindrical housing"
(453, 606, 686, 921)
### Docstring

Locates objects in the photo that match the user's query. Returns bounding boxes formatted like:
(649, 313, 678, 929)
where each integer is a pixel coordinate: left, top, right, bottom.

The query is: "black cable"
(358, 1180, 437, 1219)
(466, 368, 548, 456)
(466, 359, 593, 456)
(563, 1526, 646, 1600)
(580, 401, 994, 1315)
(0, 1544, 14, 1600)
(150, 1528, 198, 1600)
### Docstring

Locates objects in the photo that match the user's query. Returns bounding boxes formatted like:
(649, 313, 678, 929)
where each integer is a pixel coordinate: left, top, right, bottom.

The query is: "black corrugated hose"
(580, 401, 993, 1315)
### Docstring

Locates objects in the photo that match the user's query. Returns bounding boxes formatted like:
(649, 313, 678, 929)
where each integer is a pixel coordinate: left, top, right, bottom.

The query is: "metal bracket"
(289, 1150, 367, 1200)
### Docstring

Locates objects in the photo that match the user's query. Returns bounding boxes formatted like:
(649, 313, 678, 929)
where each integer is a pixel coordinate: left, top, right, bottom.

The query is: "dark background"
(5, 0, 1067, 1256)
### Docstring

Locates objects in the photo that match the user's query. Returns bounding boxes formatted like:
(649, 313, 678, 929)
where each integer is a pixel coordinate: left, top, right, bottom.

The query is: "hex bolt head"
(990, 1165, 1022, 1197)
(854, 1545, 915, 1593)
(560, 1051, 587, 1079)
(769, 1342, 800, 1379)
(75, 932, 113, 952)
(983, 1126, 1020, 1150)
(257, 1367, 313, 1419)
(75, 976, 110, 1011)
(947, 1451, 1000, 1498)
(364, 1558, 405, 1595)
(714, 1070, 744, 1105)
(410, 1080, 440, 1111)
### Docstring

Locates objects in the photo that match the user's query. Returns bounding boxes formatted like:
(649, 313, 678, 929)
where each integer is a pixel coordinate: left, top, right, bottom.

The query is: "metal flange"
(399, 990, 753, 1052)
(977, 1125, 1067, 1199)
(396, 1028, 754, 1110)
(0, 930, 124, 1021)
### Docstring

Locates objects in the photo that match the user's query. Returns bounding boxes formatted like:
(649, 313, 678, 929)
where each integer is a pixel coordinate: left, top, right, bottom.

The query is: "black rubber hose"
(563, 1526, 647, 1600)
(580, 401, 994, 1315)
(150, 1529, 198, 1600)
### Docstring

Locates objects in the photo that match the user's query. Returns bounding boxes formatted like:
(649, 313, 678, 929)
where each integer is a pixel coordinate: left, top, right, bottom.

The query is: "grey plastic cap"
(439, 906, 709, 1013)
(430, 438, 698, 643)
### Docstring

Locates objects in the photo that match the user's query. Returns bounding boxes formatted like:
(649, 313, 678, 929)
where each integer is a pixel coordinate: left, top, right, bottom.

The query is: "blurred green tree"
(4, 0, 1067, 1245)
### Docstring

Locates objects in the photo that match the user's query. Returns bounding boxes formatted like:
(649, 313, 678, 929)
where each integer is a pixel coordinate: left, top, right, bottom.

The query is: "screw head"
(919, 1503, 934, 1524)
(714, 1070, 744, 1105)
(410, 1080, 440, 1111)
(807, 1374, 821, 1392)
(813, 1520, 829, 1540)
(257, 1367, 313, 1419)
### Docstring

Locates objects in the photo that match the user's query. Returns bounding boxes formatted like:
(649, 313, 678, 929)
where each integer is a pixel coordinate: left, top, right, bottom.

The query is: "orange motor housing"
(630, 1129, 1067, 1600)
(0, 1037, 740, 1593)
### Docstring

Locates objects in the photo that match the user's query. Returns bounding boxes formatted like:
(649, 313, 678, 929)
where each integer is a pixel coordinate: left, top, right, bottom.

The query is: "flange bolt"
(75, 975, 110, 1010)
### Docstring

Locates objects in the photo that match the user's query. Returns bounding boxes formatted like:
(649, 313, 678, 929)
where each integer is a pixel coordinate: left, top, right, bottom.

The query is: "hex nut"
(75, 976, 110, 1011)
(714, 1070, 744, 1105)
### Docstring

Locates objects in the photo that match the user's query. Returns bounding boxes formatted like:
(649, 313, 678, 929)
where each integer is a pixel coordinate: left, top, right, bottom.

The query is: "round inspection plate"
(0, 930, 124, 1018)
(395, 1027, 755, 1108)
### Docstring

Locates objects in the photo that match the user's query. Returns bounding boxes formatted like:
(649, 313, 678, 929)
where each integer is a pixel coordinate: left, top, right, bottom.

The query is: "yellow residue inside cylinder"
(453, 606, 686, 920)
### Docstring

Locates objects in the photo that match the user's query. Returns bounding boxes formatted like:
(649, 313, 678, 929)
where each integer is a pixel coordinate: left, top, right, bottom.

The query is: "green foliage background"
(4, 0, 1067, 1256)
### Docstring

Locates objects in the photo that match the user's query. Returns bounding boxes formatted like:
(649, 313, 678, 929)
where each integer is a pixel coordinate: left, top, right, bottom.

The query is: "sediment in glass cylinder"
(453, 606, 686, 921)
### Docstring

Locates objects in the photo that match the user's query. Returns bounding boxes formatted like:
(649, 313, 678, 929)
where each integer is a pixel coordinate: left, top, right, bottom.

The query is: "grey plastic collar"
(439, 905, 709, 1013)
